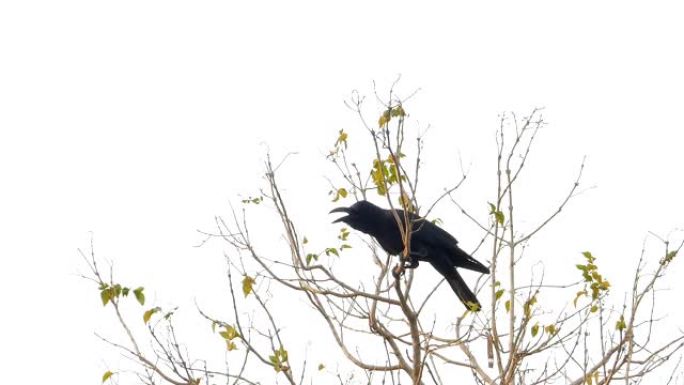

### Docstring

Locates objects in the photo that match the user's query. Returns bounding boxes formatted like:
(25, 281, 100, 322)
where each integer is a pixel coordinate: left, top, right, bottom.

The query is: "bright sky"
(1, 1, 683, 384)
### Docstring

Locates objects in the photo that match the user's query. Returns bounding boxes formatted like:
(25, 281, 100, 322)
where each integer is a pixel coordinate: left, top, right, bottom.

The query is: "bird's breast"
(374, 232, 404, 255)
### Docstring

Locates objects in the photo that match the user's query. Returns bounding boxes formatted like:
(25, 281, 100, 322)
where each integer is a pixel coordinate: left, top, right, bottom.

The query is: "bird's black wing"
(409, 214, 489, 274)
(410, 215, 459, 245)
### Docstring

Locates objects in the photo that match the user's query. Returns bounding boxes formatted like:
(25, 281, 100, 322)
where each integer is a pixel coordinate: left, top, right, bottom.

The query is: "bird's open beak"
(329, 207, 350, 224)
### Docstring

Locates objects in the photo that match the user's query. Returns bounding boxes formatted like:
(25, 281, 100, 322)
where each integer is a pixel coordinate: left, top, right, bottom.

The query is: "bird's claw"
(402, 256, 419, 269)
(392, 264, 404, 279)
(393, 256, 418, 279)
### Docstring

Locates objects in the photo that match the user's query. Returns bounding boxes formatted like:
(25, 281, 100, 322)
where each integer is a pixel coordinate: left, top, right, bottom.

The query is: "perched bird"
(330, 200, 489, 310)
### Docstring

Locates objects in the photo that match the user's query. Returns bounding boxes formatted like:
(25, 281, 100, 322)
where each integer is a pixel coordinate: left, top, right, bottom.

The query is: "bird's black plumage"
(330, 200, 489, 310)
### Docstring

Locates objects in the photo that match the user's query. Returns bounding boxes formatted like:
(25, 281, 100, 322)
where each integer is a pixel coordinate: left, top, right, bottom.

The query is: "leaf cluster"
(371, 155, 405, 196)
(217, 324, 240, 351)
(303, 227, 352, 265)
(574, 251, 610, 312)
(378, 105, 406, 127)
(99, 283, 145, 307)
(269, 346, 289, 373)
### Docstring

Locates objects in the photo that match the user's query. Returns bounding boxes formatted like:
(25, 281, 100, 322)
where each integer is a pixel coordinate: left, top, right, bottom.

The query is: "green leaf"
(227, 341, 237, 351)
(574, 290, 587, 307)
(228, 325, 240, 339)
(340, 244, 352, 249)
(531, 324, 540, 337)
(661, 250, 677, 265)
(278, 346, 288, 362)
(487, 202, 504, 224)
(269, 346, 289, 372)
(269, 355, 281, 372)
(302, 237, 308, 244)
(325, 247, 339, 257)
(495, 289, 505, 300)
(378, 110, 391, 127)
(100, 287, 112, 306)
(545, 324, 557, 335)
(318, 363, 325, 371)
(306, 253, 318, 265)
(371, 159, 389, 195)
(399, 192, 414, 212)
(524, 295, 537, 319)
(112, 284, 122, 298)
(494, 210, 504, 225)
(143, 307, 161, 324)
(387, 156, 400, 184)
(331, 187, 348, 202)
(133, 287, 145, 306)
(505, 300, 511, 313)
(211, 321, 218, 333)
(242, 276, 256, 297)
(616, 315, 627, 331)
(242, 196, 263, 204)
(102, 371, 113, 383)
(338, 227, 350, 241)
(334, 129, 348, 148)
(390, 105, 406, 117)
(220, 325, 239, 340)
(121, 287, 130, 296)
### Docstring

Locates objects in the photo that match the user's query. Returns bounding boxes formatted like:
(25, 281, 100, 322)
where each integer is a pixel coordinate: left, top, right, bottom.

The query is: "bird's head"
(329, 200, 383, 234)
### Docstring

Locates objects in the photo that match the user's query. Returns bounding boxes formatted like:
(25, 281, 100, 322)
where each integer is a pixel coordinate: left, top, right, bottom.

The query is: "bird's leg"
(393, 251, 411, 279)
(393, 249, 426, 279)
(403, 256, 419, 269)
(403, 249, 427, 269)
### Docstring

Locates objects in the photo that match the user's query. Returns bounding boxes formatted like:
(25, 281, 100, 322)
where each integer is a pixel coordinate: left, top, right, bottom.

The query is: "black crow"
(330, 200, 488, 310)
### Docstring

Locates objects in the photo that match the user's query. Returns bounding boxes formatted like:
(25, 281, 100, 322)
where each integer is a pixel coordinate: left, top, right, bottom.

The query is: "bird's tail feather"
(431, 261, 482, 311)
(452, 246, 490, 274)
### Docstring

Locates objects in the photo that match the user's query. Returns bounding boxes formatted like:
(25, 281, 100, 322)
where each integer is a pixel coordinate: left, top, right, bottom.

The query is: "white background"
(1, 1, 683, 384)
